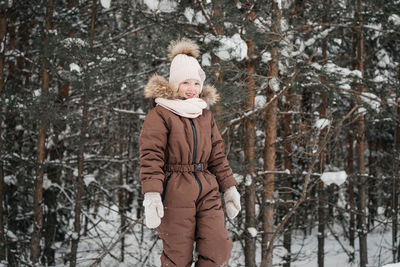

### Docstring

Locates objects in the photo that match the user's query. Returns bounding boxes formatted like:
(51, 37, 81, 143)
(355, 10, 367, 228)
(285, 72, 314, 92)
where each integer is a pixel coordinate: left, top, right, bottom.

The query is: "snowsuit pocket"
(161, 173, 172, 202)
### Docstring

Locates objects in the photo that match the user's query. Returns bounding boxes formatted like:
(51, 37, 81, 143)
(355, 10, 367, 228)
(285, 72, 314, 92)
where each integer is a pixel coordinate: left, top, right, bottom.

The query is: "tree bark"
(355, 106, 367, 267)
(318, 97, 326, 267)
(30, 0, 53, 263)
(42, 186, 57, 265)
(70, 94, 88, 267)
(70, 1, 96, 266)
(83, 0, 97, 238)
(208, 0, 225, 132)
(347, 101, 356, 262)
(367, 140, 376, 229)
(0, 1, 7, 262)
(355, 1, 368, 265)
(394, 67, 400, 262)
(42, 4, 71, 264)
(282, 87, 292, 267)
(261, 2, 280, 266)
(348, 18, 359, 261)
(119, 104, 126, 262)
(42, 83, 69, 266)
(244, 37, 256, 267)
(318, 7, 328, 266)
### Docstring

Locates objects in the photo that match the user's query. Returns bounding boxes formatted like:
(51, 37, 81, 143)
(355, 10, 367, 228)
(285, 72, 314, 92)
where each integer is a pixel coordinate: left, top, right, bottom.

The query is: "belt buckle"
(193, 163, 202, 172)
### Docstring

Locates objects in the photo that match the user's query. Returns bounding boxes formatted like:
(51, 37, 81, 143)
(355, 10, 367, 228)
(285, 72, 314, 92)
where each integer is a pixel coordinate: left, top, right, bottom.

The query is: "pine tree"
(0, 0, 7, 261)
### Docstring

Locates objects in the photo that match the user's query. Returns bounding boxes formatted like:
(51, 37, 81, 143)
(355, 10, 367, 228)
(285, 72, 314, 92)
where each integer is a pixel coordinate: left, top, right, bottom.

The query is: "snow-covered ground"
(52, 205, 398, 267)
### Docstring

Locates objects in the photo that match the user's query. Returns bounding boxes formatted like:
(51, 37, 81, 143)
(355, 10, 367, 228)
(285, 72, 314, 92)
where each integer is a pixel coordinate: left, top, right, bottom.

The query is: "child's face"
(178, 79, 201, 99)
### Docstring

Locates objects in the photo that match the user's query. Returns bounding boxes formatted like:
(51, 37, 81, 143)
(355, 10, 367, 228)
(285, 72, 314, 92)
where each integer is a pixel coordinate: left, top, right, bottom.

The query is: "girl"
(139, 39, 241, 266)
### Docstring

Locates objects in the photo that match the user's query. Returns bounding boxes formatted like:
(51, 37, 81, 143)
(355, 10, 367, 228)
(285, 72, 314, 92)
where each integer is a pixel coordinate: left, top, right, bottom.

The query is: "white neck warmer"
(155, 97, 207, 118)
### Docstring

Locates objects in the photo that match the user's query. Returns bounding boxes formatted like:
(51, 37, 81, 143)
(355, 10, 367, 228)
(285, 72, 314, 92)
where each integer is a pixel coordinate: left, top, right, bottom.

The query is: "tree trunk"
(209, 0, 225, 132)
(70, 94, 88, 267)
(244, 37, 256, 267)
(356, 106, 367, 267)
(30, 0, 54, 263)
(70, 1, 96, 265)
(367, 140, 376, 229)
(84, 0, 97, 238)
(0, 2, 7, 262)
(318, 98, 326, 267)
(119, 104, 126, 262)
(42, 187, 57, 265)
(300, 49, 313, 236)
(355, 1, 368, 265)
(394, 67, 400, 262)
(347, 101, 356, 262)
(42, 84, 69, 266)
(42, 7, 71, 264)
(282, 87, 292, 267)
(348, 18, 359, 261)
(318, 8, 328, 266)
(261, 2, 280, 266)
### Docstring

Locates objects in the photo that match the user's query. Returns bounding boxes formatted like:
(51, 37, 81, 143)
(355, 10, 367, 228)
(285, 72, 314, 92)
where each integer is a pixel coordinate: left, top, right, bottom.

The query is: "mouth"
(185, 93, 197, 98)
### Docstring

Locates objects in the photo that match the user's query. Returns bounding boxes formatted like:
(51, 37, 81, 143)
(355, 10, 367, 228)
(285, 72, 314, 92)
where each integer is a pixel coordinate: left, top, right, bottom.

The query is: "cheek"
(178, 87, 187, 97)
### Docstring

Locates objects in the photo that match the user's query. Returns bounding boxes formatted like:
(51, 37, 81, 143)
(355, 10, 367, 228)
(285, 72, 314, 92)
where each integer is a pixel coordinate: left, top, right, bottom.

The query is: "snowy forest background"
(0, 0, 400, 266)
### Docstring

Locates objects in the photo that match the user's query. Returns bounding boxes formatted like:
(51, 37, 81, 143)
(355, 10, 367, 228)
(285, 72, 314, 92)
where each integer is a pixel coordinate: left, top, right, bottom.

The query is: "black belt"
(164, 163, 208, 172)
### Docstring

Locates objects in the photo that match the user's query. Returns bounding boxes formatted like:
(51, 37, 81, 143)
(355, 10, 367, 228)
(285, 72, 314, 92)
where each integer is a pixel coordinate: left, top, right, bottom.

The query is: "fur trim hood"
(144, 74, 220, 106)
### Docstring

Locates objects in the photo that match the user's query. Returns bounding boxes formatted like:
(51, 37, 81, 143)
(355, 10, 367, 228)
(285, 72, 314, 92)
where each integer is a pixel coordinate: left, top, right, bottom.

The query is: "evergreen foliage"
(0, 0, 399, 265)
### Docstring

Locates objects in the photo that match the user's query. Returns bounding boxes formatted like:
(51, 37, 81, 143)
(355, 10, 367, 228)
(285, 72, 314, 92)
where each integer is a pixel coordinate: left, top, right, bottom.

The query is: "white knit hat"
(168, 39, 206, 92)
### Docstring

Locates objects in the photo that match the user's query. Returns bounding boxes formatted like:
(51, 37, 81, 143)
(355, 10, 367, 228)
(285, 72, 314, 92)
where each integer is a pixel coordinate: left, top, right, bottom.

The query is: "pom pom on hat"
(168, 38, 200, 61)
(168, 38, 206, 92)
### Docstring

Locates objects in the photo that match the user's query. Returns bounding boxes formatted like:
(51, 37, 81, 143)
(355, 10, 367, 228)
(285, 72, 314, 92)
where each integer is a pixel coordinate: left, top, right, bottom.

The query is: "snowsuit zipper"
(189, 118, 202, 201)
(161, 173, 172, 202)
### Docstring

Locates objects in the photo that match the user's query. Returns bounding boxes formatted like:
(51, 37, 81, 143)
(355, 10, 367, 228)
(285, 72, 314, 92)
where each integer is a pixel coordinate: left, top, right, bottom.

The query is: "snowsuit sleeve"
(139, 108, 168, 195)
(207, 114, 238, 192)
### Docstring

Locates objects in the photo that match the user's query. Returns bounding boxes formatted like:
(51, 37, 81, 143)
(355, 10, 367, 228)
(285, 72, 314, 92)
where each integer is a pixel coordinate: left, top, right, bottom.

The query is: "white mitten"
(224, 186, 241, 219)
(143, 192, 164, 228)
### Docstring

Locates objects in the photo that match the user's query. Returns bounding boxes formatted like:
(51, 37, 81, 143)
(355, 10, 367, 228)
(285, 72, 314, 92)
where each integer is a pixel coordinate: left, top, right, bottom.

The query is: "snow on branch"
(321, 171, 347, 186)
(61, 37, 89, 48)
(112, 108, 146, 115)
(314, 118, 330, 130)
(100, 0, 111, 9)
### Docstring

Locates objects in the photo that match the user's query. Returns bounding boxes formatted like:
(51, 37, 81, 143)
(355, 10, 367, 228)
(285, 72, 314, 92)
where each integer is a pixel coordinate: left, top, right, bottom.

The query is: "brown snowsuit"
(139, 75, 238, 266)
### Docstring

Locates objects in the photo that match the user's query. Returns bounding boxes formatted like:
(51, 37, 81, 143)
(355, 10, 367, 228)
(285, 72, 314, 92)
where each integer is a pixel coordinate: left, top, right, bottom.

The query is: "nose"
(188, 85, 197, 92)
